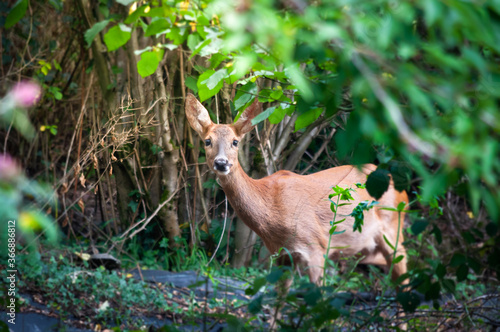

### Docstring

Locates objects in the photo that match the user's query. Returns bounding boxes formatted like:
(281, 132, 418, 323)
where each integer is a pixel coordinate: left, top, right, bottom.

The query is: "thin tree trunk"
(154, 68, 181, 244)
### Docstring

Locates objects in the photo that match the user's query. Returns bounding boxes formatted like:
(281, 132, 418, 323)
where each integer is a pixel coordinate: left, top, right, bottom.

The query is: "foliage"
(207, 0, 500, 222)
(0, 82, 58, 256)
(80, 0, 500, 221)
(4, 251, 171, 328)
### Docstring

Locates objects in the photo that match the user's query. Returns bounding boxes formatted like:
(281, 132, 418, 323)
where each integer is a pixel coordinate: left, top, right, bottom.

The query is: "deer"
(185, 93, 408, 317)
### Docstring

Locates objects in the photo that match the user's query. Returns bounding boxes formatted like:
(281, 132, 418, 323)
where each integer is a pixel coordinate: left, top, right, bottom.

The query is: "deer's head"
(185, 93, 261, 176)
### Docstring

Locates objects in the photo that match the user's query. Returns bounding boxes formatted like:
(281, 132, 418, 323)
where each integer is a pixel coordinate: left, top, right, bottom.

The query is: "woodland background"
(0, 0, 499, 330)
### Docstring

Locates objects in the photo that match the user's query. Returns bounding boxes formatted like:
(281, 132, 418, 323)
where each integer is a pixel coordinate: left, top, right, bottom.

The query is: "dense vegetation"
(1, 0, 499, 330)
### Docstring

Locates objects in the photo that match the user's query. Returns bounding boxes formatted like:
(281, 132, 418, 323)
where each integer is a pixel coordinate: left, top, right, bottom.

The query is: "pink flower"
(10, 81, 41, 107)
(0, 153, 21, 181)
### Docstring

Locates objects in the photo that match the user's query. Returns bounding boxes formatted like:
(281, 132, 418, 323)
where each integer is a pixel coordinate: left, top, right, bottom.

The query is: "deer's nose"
(214, 158, 232, 173)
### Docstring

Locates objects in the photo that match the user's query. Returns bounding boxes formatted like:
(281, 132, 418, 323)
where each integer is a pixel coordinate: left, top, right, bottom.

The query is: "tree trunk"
(232, 219, 258, 268)
(154, 67, 181, 244)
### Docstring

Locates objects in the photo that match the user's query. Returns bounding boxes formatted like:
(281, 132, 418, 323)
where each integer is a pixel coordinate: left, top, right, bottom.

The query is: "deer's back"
(259, 164, 407, 256)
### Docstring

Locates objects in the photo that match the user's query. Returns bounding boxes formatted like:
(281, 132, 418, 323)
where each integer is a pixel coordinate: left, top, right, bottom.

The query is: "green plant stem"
(376, 209, 402, 311)
(323, 195, 340, 287)
(388, 210, 402, 281)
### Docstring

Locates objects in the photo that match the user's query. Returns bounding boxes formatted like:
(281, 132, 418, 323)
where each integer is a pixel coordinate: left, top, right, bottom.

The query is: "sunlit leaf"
(145, 17, 170, 37)
(251, 107, 274, 125)
(103, 24, 131, 51)
(84, 20, 110, 48)
(197, 69, 225, 102)
(268, 106, 287, 124)
(137, 50, 163, 77)
(116, 0, 136, 5)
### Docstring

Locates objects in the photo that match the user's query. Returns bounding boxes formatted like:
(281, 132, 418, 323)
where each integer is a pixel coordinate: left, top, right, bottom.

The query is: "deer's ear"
(234, 97, 262, 136)
(185, 94, 213, 136)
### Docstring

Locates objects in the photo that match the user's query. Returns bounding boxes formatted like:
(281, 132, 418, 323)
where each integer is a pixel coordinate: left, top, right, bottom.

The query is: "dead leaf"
(92, 154, 98, 169)
(98, 301, 110, 312)
(78, 199, 85, 213)
(74, 251, 91, 261)
(79, 173, 86, 188)
(60, 182, 68, 194)
(94, 185, 98, 194)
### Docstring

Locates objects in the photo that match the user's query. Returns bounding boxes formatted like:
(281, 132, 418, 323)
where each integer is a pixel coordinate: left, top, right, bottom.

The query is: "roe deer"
(185, 93, 408, 287)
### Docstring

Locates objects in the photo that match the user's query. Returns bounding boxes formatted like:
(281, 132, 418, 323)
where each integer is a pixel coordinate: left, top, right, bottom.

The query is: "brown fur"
(186, 93, 408, 284)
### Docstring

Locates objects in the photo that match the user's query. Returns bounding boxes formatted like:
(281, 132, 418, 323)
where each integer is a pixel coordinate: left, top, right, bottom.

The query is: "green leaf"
(425, 282, 441, 301)
(456, 264, 469, 282)
(53, 90, 62, 100)
(304, 286, 322, 306)
(397, 201, 407, 212)
(145, 17, 170, 37)
(393, 255, 404, 264)
(383, 235, 395, 251)
(295, 107, 322, 132)
(366, 168, 390, 200)
(350, 200, 378, 233)
(104, 24, 131, 51)
(185, 76, 198, 93)
(5, 0, 28, 29)
(266, 267, 284, 284)
(234, 85, 256, 111)
(432, 225, 442, 244)
(268, 105, 287, 124)
(116, 0, 136, 5)
(466, 257, 482, 274)
(189, 38, 212, 59)
(137, 50, 162, 78)
(396, 292, 420, 313)
(202, 68, 227, 90)
(285, 64, 313, 101)
(441, 278, 455, 294)
(84, 20, 110, 48)
(187, 34, 201, 52)
(436, 263, 446, 279)
(124, 4, 147, 24)
(411, 219, 429, 235)
(245, 277, 266, 296)
(486, 222, 498, 237)
(197, 69, 226, 102)
(270, 89, 283, 101)
(248, 295, 263, 314)
(251, 107, 274, 125)
(450, 253, 466, 267)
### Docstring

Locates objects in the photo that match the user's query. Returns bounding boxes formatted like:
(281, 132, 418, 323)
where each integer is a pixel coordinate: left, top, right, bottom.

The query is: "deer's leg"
(305, 252, 325, 285)
(377, 237, 408, 282)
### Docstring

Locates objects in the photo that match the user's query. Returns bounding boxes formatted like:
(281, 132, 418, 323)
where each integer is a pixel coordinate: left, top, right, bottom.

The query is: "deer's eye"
(232, 140, 239, 147)
(205, 139, 211, 146)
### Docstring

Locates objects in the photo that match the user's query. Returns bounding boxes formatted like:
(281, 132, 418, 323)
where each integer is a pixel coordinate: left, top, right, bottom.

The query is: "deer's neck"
(218, 164, 274, 239)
